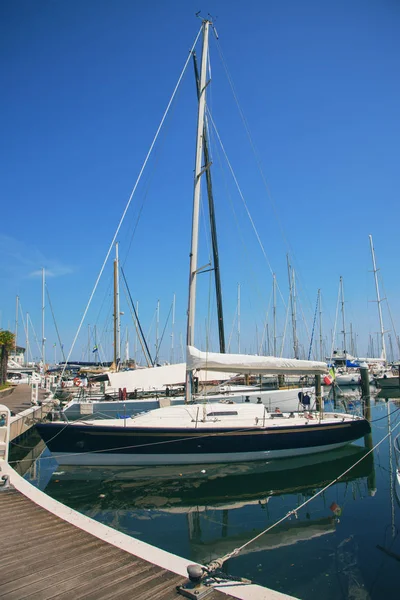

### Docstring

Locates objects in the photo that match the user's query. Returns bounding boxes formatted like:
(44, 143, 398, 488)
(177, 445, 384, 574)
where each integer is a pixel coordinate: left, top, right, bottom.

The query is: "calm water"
(9, 392, 400, 600)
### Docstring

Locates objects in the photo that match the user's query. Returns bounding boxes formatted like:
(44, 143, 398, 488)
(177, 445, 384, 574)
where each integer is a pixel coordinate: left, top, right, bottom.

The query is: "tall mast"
(185, 19, 210, 402)
(273, 274, 277, 356)
(94, 325, 98, 364)
(287, 256, 298, 359)
(25, 312, 30, 365)
(113, 243, 121, 369)
(318, 289, 323, 362)
(369, 234, 386, 362)
(170, 293, 175, 364)
(14, 295, 19, 353)
(155, 299, 160, 364)
(389, 334, 394, 363)
(42, 267, 46, 366)
(237, 283, 241, 353)
(116, 244, 121, 365)
(192, 49, 225, 353)
(340, 276, 347, 355)
(125, 326, 129, 363)
(350, 322, 354, 356)
(134, 301, 139, 364)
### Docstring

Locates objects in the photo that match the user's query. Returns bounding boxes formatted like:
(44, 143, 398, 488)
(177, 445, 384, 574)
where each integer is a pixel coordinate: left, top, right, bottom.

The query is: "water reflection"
(25, 445, 373, 563)
(15, 400, 400, 600)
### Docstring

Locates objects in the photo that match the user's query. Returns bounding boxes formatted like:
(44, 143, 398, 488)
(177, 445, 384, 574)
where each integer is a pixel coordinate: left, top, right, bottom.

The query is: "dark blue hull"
(35, 418, 371, 465)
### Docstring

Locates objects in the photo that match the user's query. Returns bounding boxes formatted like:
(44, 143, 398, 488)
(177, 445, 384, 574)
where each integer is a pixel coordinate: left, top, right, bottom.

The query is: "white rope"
(58, 26, 203, 381)
(206, 415, 400, 571)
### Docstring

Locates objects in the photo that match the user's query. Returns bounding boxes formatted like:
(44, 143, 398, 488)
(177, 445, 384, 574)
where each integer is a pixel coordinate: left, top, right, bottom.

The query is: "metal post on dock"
(0, 405, 11, 464)
(31, 382, 39, 405)
(359, 366, 371, 414)
(359, 366, 376, 495)
(315, 374, 322, 412)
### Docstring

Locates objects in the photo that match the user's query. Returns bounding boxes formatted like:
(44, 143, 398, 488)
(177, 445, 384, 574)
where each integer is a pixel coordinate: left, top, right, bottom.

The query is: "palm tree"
(0, 330, 15, 386)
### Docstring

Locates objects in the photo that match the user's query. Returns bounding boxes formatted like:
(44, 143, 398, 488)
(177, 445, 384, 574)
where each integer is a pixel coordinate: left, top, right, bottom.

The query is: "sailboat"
(36, 19, 370, 466)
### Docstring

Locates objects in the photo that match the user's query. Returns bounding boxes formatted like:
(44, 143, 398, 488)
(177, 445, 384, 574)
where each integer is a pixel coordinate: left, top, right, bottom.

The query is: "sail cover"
(187, 346, 327, 376)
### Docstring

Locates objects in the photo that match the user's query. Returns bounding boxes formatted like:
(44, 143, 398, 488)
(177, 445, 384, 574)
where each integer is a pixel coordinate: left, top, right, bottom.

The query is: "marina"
(2, 4, 400, 600)
(4, 387, 400, 600)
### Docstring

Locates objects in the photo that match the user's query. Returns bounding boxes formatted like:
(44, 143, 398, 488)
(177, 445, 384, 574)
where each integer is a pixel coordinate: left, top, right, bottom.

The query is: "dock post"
(315, 374, 322, 412)
(0, 405, 11, 464)
(360, 367, 371, 404)
(31, 382, 39, 405)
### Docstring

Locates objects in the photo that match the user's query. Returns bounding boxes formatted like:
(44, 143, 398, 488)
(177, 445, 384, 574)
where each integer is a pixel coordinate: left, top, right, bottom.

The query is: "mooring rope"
(204, 416, 400, 573)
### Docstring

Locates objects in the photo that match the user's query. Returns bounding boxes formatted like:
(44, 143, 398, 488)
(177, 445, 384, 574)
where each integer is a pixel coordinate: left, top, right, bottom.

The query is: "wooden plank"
(0, 488, 236, 600)
(0, 546, 123, 592)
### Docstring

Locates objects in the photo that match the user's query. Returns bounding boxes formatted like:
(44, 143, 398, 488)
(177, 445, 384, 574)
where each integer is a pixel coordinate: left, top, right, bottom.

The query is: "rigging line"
(226, 307, 238, 353)
(206, 107, 286, 309)
(210, 127, 267, 320)
(121, 60, 185, 269)
(280, 291, 291, 357)
(259, 290, 273, 355)
(216, 35, 318, 324)
(330, 281, 341, 361)
(27, 313, 43, 359)
(120, 267, 153, 366)
(120, 284, 151, 367)
(369, 405, 400, 424)
(206, 418, 400, 573)
(380, 278, 400, 357)
(17, 301, 27, 349)
(308, 292, 319, 360)
(58, 25, 203, 381)
(45, 285, 66, 363)
(156, 301, 173, 361)
(214, 39, 293, 254)
(217, 41, 312, 332)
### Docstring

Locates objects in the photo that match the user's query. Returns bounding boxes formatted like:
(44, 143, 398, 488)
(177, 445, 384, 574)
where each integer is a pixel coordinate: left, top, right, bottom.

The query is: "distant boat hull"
(374, 376, 400, 389)
(335, 373, 361, 386)
(61, 386, 317, 419)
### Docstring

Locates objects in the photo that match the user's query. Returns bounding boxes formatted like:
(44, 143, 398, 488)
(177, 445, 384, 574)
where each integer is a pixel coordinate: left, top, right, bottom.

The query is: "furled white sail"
(187, 346, 327, 375)
(106, 362, 241, 392)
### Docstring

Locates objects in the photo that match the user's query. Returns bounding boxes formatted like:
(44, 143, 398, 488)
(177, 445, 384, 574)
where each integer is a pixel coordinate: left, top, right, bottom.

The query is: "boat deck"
(0, 487, 239, 600)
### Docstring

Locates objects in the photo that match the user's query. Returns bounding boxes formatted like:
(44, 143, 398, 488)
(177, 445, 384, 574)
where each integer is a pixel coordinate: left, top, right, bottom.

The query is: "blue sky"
(1, 0, 400, 364)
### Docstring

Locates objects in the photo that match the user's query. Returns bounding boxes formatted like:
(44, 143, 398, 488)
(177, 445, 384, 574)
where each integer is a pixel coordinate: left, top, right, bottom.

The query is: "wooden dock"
(0, 384, 56, 441)
(0, 472, 289, 600)
(0, 487, 191, 600)
(0, 391, 294, 600)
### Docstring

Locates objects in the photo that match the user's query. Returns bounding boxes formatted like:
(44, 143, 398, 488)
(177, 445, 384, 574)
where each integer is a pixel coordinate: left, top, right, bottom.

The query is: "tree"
(0, 330, 15, 386)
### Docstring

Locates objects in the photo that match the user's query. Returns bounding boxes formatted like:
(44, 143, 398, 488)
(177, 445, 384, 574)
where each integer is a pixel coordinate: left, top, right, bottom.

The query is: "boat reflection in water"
(38, 443, 374, 564)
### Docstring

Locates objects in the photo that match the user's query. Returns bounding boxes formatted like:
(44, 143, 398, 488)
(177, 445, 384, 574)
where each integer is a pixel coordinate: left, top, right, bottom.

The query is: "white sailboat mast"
(155, 299, 160, 363)
(15, 295, 19, 353)
(287, 256, 298, 358)
(369, 234, 386, 362)
(273, 274, 277, 357)
(42, 267, 46, 366)
(170, 293, 175, 364)
(113, 243, 121, 368)
(237, 283, 241, 353)
(340, 276, 347, 355)
(185, 19, 210, 401)
(318, 289, 323, 362)
(26, 312, 29, 365)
